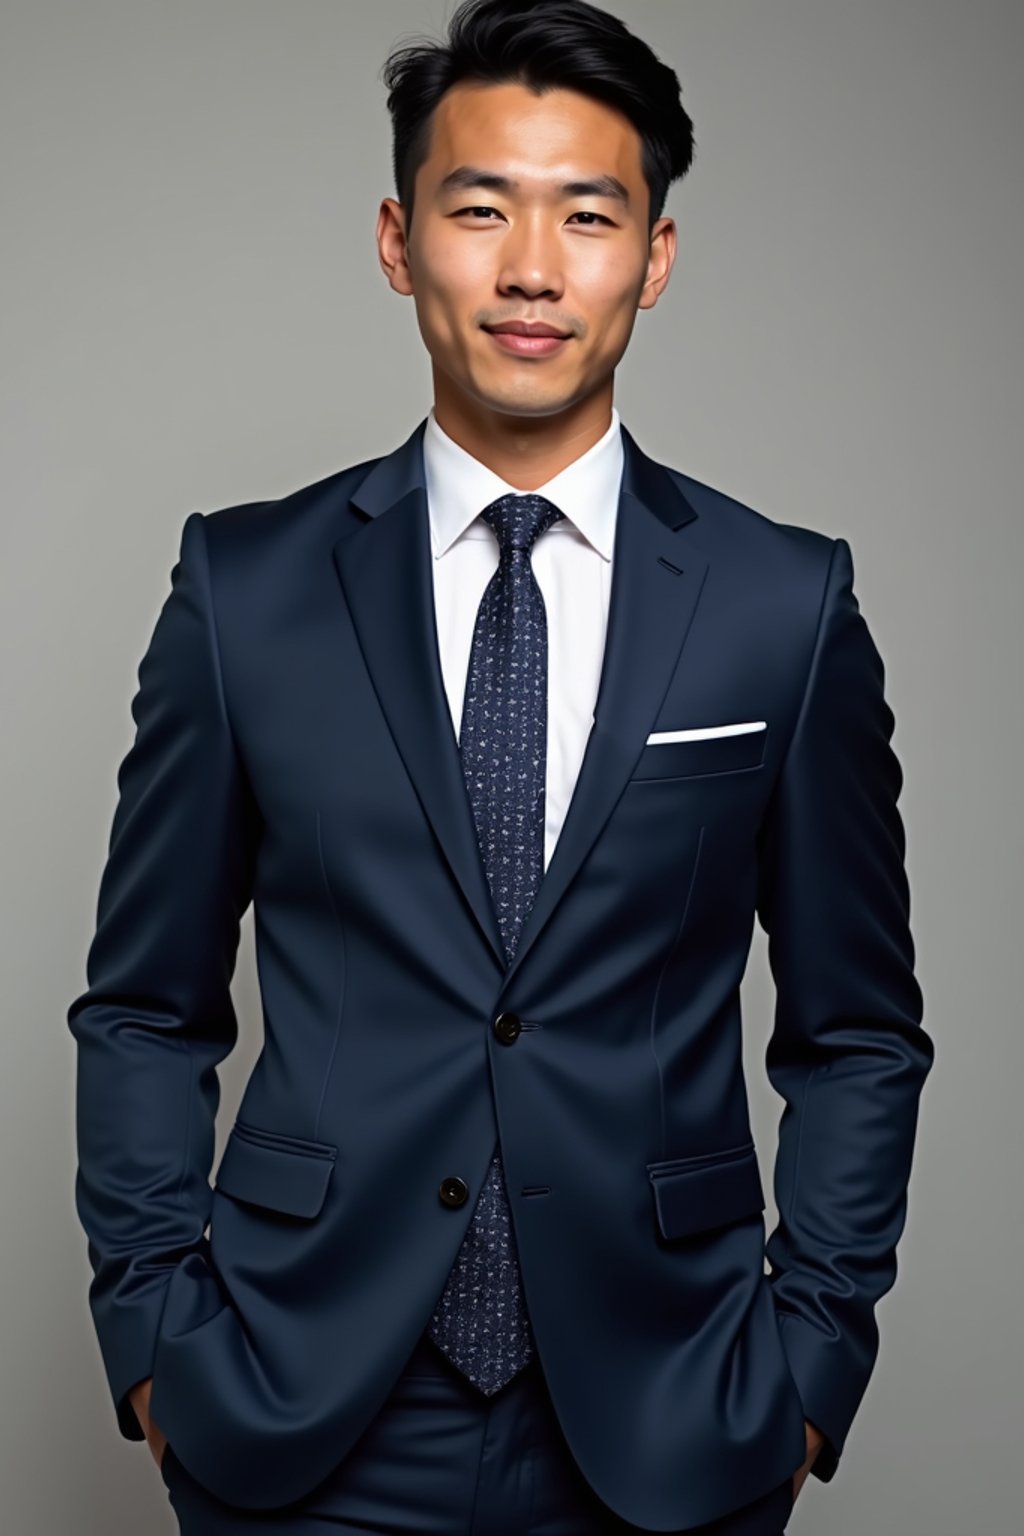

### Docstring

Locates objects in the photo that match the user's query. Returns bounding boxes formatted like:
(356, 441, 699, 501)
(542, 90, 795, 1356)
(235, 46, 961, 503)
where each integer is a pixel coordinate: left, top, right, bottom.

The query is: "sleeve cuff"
(776, 1310, 867, 1484)
(116, 1385, 147, 1441)
(809, 1427, 840, 1483)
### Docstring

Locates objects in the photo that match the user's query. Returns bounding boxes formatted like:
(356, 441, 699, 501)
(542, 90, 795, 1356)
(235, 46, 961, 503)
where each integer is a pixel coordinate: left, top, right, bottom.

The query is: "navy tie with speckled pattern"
(425, 492, 565, 1394)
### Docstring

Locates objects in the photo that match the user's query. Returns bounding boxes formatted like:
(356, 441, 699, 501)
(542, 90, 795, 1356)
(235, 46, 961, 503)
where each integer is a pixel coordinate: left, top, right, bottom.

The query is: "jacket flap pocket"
(647, 1143, 764, 1239)
(214, 1124, 337, 1219)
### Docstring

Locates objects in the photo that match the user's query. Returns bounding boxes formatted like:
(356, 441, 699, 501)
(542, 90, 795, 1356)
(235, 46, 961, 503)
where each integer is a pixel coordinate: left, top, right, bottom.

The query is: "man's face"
(378, 80, 676, 421)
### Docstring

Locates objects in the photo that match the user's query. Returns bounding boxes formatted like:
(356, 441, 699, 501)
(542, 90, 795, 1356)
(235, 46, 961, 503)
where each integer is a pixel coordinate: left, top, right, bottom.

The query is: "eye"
(457, 207, 617, 227)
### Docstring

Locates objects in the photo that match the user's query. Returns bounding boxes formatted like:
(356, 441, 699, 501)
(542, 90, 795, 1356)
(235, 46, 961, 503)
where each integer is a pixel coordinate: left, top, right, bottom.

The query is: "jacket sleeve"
(67, 510, 259, 1440)
(755, 536, 934, 1483)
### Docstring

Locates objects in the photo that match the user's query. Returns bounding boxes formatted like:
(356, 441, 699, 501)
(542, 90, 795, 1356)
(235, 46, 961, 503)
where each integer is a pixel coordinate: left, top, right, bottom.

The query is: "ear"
(638, 216, 677, 312)
(377, 198, 415, 296)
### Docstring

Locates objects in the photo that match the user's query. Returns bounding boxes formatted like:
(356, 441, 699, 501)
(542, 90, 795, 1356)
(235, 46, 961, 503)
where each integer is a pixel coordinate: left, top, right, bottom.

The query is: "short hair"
(381, 0, 695, 234)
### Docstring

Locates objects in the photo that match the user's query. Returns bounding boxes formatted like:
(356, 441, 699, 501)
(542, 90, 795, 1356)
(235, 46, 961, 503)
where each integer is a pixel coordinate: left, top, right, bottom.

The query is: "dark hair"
(381, 0, 695, 235)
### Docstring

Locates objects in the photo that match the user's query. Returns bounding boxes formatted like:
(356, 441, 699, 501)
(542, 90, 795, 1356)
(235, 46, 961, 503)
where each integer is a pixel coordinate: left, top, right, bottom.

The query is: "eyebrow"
(438, 165, 630, 205)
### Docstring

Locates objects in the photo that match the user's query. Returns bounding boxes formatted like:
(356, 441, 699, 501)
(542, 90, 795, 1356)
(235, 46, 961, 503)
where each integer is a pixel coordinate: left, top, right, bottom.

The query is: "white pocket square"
(645, 721, 767, 745)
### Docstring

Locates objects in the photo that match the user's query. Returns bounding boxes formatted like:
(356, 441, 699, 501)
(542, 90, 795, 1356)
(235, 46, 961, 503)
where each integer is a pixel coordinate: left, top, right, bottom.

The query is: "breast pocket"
(630, 723, 768, 782)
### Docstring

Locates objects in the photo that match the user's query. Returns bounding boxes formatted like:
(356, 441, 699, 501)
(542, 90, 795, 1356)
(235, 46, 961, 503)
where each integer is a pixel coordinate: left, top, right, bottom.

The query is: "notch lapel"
(331, 420, 710, 983)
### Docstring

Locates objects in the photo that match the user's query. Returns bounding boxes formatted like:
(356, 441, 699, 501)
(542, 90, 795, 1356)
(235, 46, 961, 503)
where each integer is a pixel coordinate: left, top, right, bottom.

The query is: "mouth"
(482, 321, 573, 358)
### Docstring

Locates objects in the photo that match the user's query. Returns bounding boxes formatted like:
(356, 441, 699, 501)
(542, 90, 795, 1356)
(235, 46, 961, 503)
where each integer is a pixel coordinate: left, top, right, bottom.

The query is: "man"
(68, 2, 934, 1532)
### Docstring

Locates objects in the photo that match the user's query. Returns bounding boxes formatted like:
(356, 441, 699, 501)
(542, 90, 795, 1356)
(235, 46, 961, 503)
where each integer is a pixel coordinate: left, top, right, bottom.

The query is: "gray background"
(2, 2, 1020, 1532)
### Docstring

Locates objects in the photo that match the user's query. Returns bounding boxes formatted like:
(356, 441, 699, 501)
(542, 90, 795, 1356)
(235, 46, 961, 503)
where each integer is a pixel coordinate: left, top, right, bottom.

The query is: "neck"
(431, 377, 614, 491)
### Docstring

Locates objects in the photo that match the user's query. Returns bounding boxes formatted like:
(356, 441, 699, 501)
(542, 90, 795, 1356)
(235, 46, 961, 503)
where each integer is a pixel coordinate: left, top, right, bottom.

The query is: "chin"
(468, 376, 583, 420)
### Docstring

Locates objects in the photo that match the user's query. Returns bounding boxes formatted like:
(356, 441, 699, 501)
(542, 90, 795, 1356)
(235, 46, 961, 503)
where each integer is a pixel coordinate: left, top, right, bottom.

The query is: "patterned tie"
(426, 492, 565, 1394)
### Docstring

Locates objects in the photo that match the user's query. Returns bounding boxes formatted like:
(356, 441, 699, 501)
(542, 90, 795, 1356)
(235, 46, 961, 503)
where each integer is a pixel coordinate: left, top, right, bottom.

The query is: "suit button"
(493, 1011, 521, 1044)
(439, 1176, 469, 1207)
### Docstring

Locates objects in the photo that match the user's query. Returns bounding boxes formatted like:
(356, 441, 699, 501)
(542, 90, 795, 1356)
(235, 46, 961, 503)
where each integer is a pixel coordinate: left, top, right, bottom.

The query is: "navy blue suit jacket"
(68, 420, 933, 1529)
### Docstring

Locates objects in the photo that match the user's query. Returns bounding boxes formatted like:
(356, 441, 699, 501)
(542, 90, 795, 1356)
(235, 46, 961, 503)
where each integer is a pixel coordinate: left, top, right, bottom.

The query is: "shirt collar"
(423, 405, 623, 562)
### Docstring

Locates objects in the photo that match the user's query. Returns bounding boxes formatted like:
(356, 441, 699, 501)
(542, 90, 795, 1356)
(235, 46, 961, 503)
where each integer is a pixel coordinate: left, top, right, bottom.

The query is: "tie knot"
(480, 493, 565, 555)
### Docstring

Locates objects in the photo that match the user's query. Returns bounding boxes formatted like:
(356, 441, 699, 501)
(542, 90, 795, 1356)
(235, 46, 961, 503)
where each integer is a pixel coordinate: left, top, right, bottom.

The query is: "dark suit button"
(439, 1176, 469, 1207)
(493, 1011, 521, 1044)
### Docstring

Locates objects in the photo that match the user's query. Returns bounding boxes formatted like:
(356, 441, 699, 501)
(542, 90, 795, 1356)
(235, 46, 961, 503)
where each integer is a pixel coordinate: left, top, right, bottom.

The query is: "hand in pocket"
(128, 1376, 169, 1469)
(792, 1418, 826, 1504)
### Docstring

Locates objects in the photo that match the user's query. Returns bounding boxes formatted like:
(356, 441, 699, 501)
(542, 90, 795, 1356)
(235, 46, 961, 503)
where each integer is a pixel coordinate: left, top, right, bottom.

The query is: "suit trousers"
(157, 1329, 795, 1536)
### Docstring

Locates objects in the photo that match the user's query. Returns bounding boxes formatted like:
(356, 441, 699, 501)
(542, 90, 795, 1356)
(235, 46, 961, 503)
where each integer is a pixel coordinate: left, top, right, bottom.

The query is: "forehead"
(422, 80, 645, 190)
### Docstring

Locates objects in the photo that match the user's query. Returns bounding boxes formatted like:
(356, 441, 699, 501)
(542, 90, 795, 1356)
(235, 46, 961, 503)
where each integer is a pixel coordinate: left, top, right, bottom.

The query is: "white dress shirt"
(422, 406, 624, 873)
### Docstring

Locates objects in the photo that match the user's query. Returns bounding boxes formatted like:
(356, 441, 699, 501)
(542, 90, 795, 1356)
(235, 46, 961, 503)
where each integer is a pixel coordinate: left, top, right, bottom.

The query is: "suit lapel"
(332, 419, 710, 981)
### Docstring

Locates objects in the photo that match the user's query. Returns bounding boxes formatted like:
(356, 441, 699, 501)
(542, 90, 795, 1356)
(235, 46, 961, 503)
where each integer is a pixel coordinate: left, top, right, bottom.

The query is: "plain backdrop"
(2, 3, 1021, 1533)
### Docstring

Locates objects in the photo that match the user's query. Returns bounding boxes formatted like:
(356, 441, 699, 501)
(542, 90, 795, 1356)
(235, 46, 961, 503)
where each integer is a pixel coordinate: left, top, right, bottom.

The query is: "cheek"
(569, 246, 646, 325)
(579, 284, 643, 358)
(415, 230, 495, 305)
(409, 245, 491, 353)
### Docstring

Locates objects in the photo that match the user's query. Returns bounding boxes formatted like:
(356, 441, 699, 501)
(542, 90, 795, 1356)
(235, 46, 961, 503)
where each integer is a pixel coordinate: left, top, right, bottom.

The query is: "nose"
(496, 212, 564, 302)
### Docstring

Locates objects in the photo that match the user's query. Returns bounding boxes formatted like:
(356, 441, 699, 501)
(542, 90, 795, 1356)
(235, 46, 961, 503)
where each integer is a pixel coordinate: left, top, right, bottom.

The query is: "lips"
(484, 321, 571, 338)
